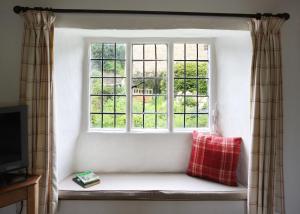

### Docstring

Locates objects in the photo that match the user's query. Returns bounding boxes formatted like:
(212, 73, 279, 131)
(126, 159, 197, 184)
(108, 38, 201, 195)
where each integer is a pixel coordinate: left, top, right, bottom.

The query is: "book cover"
(75, 170, 99, 184)
(72, 177, 100, 188)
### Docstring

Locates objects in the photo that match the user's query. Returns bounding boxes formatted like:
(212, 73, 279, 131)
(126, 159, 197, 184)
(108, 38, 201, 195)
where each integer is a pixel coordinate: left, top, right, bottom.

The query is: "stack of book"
(72, 170, 100, 188)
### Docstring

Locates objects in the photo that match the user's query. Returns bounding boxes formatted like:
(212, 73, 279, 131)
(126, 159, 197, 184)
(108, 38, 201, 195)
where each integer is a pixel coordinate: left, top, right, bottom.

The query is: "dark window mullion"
(183, 44, 186, 128)
(132, 59, 166, 62)
(114, 43, 117, 128)
(142, 44, 145, 128)
(174, 77, 209, 80)
(174, 59, 209, 62)
(101, 43, 104, 128)
(196, 44, 199, 127)
(154, 44, 158, 128)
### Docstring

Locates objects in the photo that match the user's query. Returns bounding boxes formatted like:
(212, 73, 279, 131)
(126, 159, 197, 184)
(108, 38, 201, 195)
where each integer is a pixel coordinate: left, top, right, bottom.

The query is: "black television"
(0, 105, 28, 174)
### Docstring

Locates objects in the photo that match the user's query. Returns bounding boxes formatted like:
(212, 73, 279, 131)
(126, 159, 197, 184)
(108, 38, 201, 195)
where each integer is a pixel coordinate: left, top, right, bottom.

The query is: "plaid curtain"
(248, 17, 285, 214)
(19, 11, 57, 214)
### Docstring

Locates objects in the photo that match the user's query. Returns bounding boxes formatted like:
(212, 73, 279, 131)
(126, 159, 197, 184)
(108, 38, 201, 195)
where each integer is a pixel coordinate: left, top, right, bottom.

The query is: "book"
(75, 170, 99, 184)
(72, 177, 100, 188)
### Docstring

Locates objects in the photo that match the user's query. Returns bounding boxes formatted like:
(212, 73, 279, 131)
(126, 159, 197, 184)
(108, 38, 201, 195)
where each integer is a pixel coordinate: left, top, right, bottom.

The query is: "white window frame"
(84, 37, 216, 133)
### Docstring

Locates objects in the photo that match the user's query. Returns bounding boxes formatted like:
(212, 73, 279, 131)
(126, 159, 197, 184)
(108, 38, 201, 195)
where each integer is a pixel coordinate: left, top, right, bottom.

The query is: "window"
(88, 39, 211, 131)
(132, 44, 168, 129)
(173, 43, 209, 128)
(89, 43, 127, 128)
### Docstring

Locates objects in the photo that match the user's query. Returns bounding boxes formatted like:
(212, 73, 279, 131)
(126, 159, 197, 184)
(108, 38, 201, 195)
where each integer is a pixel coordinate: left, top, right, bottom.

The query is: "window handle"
(131, 81, 144, 89)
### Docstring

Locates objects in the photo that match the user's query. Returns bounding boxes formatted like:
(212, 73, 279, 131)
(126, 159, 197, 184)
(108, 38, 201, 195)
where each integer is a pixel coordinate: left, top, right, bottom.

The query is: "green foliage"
(174, 62, 208, 95)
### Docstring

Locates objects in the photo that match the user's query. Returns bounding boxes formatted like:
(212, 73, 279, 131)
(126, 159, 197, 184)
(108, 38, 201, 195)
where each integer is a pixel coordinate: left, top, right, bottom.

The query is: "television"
(0, 105, 28, 174)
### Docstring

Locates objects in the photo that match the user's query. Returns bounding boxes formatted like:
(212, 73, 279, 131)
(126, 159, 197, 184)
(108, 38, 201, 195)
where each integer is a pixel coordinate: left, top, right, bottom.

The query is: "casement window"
(88, 39, 212, 132)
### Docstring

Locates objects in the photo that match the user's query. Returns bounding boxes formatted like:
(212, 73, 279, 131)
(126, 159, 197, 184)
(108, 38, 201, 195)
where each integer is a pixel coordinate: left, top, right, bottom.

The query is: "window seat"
(59, 173, 247, 201)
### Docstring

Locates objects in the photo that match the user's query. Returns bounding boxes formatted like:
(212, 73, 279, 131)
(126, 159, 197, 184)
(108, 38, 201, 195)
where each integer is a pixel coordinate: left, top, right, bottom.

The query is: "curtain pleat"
(19, 10, 57, 214)
(248, 17, 285, 214)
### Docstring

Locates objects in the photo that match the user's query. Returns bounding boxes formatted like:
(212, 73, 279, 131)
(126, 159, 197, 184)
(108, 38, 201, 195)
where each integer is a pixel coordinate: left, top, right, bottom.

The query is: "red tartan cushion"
(187, 131, 242, 186)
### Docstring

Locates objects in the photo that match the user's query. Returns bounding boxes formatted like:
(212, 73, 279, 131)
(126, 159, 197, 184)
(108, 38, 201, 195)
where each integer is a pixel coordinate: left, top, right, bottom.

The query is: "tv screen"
(0, 112, 22, 164)
(0, 106, 27, 173)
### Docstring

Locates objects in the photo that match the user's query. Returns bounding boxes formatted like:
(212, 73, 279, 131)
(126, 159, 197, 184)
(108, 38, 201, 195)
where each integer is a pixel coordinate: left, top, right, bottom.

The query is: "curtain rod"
(13, 6, 290, 20)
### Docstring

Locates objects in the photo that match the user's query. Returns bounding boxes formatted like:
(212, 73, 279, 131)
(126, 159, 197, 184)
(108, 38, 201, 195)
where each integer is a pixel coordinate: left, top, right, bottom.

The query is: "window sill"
(58, 173, 247, 201)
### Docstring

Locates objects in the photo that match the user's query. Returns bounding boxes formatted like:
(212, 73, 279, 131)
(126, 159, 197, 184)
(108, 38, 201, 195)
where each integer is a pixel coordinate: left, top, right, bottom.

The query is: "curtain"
(19, 11, 57, 214)
(248, 17, 285, 214)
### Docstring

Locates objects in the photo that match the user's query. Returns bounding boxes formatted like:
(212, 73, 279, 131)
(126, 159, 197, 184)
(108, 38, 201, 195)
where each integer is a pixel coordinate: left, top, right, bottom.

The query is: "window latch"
(131, 81, 144, 89)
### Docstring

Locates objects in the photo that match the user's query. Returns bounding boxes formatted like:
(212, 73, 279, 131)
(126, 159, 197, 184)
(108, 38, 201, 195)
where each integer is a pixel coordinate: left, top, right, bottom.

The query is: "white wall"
(276, 0, 300, 213)
(1, 0, 299, 214)
(215, 33, 252, 185)
(54, 29, 84, 181)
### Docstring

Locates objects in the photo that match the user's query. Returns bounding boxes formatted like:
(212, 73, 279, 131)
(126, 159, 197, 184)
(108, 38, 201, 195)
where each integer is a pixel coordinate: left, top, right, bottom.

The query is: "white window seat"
(59, 173, 247, 201)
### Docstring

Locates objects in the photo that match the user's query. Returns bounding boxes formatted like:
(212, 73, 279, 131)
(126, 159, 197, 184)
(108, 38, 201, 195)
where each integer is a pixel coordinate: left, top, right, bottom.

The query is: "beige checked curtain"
(19, 11, 57, 214)
(248, 17, 285, 214)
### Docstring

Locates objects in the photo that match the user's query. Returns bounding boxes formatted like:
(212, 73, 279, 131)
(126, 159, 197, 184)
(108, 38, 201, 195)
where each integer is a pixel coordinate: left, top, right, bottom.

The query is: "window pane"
(145, 61, 155, 77)
(90, 96, 102, 113)
(185, 97, 197, 113)
(103, 60, 115, 77)
(174, 61, 184, 78)
(132, 96, 143, 113)
(144, 114, 155, 128)
(157, 44, 167, 60)
(103, 78, 114, 94)
(133, 45, 143, 60)
(145, 96, 155, 113)
(157, 114, 167, 128)
(198, 62, 208, 78)
(157, 61, 167, 78)
(158, 79, 167, 95)
(133, 114, 143, 128)
(132, 79, 144, 95)
(103, 114, 114, 128)
(174, 43, 184, 60)
(198, 114, 209, 127)
(103, 43, 115, 59)
(116, 44, 126, 59)
(174, 96, 184, 113)
(186, 79, 197, 95)
(116, 96, 126, 113)
(174, 114, 184, 128)
(186, 44, 197, 60)
(91, 43, 102, 59)
(186, 114, 197, 128)
(185, 61, 197, 78)
(198, 79, 208, 96)
(133, 61, 143, 77)
(116, 114, 126, 128)
(103, 96, 114, 113)
(91, 60, 102, 77)
(116, 60, 125, 77)
(198, 97, 209, 113)
(174, 79, 184, 95)
(145, 44, 155, 60)
(116, 78, 126, 95)
(156, 96, 167, 113)
(198, 44, 209, 60)
(90, 78, 102, 94)
(90, 114, 102, 128)
(144, 79, 155, 94)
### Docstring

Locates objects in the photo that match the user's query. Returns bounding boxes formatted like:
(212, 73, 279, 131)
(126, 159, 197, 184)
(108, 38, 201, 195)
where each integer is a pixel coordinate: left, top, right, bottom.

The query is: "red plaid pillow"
(187, 131, 242, 186)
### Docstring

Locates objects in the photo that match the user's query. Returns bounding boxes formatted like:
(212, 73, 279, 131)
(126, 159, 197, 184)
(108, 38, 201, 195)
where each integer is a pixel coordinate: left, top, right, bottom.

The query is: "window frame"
(85, 37, 215, 133)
